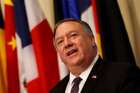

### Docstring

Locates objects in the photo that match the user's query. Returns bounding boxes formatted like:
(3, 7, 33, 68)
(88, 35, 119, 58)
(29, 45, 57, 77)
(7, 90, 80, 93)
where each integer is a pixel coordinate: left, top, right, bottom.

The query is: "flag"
(38, 0, 55, 29)
(91, 0, 103, 58)
(38, 0, 68, 80)
(78, 0, 103, 58)
(95, 0, 135, 63)
(0, 4, 7, 93)
(4, 0, 20, 93)
(61, 0, 80, 19)
(14, 0, 59, 93)
(117, 0, 140, 67)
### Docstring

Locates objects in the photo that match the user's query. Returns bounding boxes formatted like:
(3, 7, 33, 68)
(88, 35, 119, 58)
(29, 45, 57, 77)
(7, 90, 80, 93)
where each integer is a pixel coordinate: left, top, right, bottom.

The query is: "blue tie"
(70, 77, 82, 93)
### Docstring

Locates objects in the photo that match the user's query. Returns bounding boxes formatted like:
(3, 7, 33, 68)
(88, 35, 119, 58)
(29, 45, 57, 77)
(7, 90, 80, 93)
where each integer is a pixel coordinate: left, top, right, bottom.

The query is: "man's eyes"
(56, 39, 63, 45)
(55, 32, 79, 46)
(70, 32, 78, 37)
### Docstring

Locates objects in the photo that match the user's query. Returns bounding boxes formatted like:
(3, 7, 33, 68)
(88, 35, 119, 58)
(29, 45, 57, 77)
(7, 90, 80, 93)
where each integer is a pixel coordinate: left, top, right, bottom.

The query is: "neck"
(70, 49, 97, 76)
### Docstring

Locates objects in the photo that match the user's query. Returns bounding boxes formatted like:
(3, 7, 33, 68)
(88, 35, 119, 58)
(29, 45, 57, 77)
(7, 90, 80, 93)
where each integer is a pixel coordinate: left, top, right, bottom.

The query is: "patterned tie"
(70, 77, 82, 93)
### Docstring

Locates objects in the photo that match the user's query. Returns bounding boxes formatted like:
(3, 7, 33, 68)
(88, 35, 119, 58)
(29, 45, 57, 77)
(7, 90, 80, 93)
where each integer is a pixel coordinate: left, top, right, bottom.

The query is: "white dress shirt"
(65, 54, 99, 93)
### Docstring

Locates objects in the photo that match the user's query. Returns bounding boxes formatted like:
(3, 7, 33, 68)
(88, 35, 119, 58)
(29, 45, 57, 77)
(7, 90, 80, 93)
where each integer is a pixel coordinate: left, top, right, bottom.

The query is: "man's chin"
(66, 58, 82, 66)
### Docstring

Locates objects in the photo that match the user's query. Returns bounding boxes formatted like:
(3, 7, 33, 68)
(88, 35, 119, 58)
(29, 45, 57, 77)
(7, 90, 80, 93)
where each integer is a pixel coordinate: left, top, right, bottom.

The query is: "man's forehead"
(55, 22, 82, 37)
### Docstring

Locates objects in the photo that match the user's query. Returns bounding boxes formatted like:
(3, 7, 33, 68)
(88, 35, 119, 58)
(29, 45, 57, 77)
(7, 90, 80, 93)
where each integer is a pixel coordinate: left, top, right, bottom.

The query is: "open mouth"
(66, 49, 78, 56)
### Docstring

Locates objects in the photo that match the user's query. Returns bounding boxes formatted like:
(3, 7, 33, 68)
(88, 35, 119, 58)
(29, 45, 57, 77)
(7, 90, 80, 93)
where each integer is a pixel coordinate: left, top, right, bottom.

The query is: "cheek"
(58, 50, 64, 57)
(57, 48, 64, 57)
(77, 40, 91, 55)
(58, 49, 67, 61)
(77, 39, 87, 49)
(76, 43, 86, 57)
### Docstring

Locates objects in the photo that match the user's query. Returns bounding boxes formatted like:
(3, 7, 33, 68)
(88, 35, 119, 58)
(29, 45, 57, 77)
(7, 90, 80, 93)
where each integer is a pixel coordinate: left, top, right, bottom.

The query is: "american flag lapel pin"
(92, 75, 97, 80)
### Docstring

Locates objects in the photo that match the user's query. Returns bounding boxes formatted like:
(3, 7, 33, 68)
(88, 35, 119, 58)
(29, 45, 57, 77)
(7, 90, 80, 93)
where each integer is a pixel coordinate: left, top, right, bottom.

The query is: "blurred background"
(0, 0, 140, 93)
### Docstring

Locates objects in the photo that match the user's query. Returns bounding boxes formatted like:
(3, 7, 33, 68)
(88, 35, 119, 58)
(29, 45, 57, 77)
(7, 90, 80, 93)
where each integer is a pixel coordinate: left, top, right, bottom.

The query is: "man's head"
(53, 19, 97, 75)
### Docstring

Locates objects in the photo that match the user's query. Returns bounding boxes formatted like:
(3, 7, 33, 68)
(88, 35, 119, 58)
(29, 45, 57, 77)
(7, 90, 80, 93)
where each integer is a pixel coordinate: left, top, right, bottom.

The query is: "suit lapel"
(58, 75, 69, 93)
(81, 57, 104, 93)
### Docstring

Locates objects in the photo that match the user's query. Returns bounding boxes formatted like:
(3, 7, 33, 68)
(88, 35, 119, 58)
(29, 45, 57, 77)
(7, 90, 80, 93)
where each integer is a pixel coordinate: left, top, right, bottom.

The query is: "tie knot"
(72, 77, 82, 85)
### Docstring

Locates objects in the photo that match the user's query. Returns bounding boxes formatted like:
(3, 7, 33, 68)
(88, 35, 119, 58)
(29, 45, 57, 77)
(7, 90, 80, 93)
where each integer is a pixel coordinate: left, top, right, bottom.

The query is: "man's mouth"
(66, 49, 78, 56)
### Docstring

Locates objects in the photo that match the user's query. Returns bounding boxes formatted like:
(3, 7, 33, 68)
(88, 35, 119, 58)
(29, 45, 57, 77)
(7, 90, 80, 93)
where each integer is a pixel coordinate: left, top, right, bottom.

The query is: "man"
(50, 18, 140, 93)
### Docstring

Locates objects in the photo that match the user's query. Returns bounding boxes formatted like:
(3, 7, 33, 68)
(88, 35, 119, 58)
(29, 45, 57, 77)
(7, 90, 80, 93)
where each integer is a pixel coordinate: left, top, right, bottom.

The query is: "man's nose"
(64, 38, 73, 49)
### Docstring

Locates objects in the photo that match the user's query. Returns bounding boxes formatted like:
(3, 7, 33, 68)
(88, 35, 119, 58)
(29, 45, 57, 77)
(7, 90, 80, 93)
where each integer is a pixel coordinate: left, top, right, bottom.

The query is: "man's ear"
(92, 42, 96, 48)
(53, 39, 57, 50)
(90, 36, 96, 47)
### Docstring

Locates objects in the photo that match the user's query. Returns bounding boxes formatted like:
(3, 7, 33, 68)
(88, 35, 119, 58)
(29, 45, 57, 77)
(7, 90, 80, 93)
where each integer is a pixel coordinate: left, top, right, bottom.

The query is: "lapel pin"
(92, 75, 97, 79)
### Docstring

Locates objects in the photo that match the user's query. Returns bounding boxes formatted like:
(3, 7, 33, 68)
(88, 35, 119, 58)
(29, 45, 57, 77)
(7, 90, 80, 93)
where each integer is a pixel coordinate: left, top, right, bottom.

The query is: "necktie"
(70, 77, 82, 93)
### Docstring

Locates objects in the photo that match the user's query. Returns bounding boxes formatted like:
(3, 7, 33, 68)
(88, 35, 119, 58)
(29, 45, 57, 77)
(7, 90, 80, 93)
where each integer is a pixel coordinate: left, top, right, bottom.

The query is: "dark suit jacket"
(50, 57, 140, 93)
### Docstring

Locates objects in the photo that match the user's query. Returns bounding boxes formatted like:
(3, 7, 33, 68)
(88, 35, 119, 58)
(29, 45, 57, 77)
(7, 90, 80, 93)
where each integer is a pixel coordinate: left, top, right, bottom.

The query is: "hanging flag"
(61, 0, 80, 19)
(0, 4, 7, 93)
(95, 0, 135, 64)
(4, 0, 20, 93)
(38, 0, 55, 29)
(78, 0, 103, 58)
(117, 0, 140, 67)
(14, 0, 59, 93)
(91, 0, 103, 58)
(54, 0, 64, 23)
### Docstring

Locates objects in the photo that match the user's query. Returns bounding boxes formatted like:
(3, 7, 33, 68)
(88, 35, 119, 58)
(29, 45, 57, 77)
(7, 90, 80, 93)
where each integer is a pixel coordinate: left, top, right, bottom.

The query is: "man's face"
(54, 21, 95, 70)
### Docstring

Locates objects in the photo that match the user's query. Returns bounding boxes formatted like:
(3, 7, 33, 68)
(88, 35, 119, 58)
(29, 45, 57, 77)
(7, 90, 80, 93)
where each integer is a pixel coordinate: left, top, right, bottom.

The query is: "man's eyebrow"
(68, 30, 78, 33)
(55, 36, 62, 42)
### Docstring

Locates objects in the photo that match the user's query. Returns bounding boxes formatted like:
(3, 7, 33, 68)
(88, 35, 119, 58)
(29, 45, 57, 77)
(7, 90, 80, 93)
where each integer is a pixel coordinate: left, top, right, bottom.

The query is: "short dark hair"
(53, 18, 94, 37)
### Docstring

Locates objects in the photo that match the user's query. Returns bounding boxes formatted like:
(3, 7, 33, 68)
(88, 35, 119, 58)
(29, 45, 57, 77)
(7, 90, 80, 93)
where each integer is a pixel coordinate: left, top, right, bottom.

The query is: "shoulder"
(94, 61, 140, 93)
(98, 61, 140, 83)
(105, 62, 140, 92)
(103, 62, 140, 76)
(50, 75, 69, 93)
(110, 62, 139, 71)
(96, 57, 139, 73)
